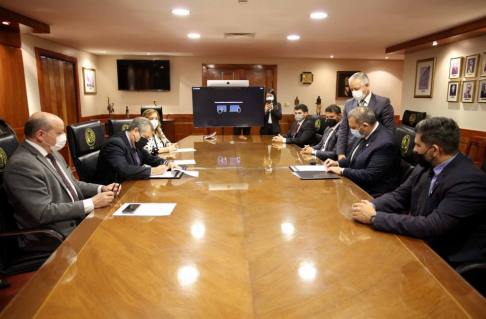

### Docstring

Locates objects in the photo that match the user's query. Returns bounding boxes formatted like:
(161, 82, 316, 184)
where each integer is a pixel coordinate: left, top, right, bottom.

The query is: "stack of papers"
(113, 203, 176, 216)
(171, 148, 196, 153)
(290, 165, 328, 172)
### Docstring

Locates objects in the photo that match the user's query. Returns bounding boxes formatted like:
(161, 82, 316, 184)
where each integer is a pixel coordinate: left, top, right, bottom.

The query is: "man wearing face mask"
(272, 104, 318, 147)
(350, 117, 486, 266)
(336, 72, 396, 160)
(301, 104, 342, 161)
(325, 107, 400, 198)
(96, 117, 180, 185)
(4, 112, 120, 251)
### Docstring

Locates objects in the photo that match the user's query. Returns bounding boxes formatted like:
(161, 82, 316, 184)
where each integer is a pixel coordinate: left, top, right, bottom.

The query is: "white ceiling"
(2, 0, 486, 60)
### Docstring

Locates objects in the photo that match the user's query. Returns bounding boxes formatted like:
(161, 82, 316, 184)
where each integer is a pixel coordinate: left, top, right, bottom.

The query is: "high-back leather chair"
(395, 124, 417, 166)
(107, 119, 132, 137)
(66, 121, 105, 183)
(141, 106, 163, 129)
(402, 110, 426, 127)
(0, 127, 64, 276)
(309, 115, 327, 135)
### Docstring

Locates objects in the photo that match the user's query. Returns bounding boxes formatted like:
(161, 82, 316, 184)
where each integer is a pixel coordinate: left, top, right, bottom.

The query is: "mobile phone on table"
(122, 204, 141, 214)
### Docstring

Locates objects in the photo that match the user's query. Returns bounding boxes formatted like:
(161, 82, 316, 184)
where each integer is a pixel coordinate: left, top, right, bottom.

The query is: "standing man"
(272, 104, 318, 148)
(4, 112, 119, 251)
(336, 72, 396, 160)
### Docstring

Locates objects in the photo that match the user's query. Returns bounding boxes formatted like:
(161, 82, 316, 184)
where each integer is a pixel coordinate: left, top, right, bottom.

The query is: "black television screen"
(117, 60, 170, 91)
(192, 86, 265, 128)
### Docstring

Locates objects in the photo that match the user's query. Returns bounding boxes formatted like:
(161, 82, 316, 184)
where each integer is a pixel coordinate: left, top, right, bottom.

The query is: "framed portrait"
(82, 67, 97, 94)
(336, 71, 359, 99)
(464, 54, 479, 78)
(449, 57, 462, 79)
(446, 81, 461, 102)
(414, 58, 436, 98)
(461, 80, 475, 103)
(481, 52, 486, 77)
(478, 79, 486, 103)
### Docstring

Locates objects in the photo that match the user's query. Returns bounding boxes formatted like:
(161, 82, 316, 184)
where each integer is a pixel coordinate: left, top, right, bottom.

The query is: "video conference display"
(192, 87, 265, 127)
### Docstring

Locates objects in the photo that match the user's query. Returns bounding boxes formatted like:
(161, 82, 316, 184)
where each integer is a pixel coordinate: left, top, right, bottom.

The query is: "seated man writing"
(272, 104, 318, 148)
(96, 117, 179, 185)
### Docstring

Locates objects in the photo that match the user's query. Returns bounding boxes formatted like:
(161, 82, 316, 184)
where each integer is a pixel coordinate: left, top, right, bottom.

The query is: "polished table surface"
(2, 136, 485, 318)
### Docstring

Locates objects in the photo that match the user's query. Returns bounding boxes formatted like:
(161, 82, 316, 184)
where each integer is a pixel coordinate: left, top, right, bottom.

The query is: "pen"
(111, 173, 118, 192)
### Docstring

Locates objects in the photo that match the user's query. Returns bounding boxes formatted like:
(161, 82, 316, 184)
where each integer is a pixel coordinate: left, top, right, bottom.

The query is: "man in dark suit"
(336, 72, 396, 159)
(326, 107, 400, 198)
(464, 83, 472, 99)
(4, 112, 119, 251)
(301, 104, 342, 161)
(351, 117, 486, 265)
(272, 104, 318, 147)
(96, 117, 179, 185)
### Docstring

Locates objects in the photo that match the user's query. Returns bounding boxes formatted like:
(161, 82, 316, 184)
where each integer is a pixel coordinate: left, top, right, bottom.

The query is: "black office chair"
(395, 124, 417, 166)
(0, 130, 64, 276)
(107, 119, 132, 136)
(66, 121, 105, 183)
(141, 106, 163, 129)
(402, 110, 426, 127)
(456, 260, 486, 297)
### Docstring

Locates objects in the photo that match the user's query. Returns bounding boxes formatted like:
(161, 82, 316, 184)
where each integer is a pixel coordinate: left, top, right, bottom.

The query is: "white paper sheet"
(173, 159, 196, 165)
(150, 171, 179, 178)
(182, 171, 199, 177)
(292, 165, 328, 172)
(171, 148, 196, 153)
(113, 203, 176, 216)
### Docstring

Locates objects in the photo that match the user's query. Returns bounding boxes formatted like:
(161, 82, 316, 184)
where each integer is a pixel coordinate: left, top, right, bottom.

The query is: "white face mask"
(295, 114, 305, 122)
(266, 96, 274, 101)
(44, 132, 67, 152)
(150, 119, 159, 129)
(350, 125, 365, 138)
(352, 89, 366, 102)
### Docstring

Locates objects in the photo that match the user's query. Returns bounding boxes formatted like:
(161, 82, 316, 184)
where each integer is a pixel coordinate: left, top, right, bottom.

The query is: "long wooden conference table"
(2, 136, 485, 318)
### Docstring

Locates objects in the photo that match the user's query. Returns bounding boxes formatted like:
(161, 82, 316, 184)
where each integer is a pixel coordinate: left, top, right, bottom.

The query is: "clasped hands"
(324, 158, 344, 176)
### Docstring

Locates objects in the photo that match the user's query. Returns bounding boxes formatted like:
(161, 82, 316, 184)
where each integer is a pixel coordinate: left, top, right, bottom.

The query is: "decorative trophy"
(316, 96, 322, 115)
(294, 96, 299, 106)
(107, 97, 114, 119)
(125, 106, 129, 119)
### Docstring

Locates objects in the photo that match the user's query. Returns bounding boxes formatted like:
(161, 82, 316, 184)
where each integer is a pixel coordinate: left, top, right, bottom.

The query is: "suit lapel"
(121, 132, 137, 165)
(367, 93, 376, 109)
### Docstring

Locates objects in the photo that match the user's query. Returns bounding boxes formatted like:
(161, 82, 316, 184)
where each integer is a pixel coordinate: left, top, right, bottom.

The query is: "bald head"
(25, 112, 63, 138)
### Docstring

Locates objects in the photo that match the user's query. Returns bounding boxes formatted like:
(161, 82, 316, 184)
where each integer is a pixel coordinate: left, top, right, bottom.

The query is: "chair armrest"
(455, 260, 486, 275)
(0, 228, 65, 243)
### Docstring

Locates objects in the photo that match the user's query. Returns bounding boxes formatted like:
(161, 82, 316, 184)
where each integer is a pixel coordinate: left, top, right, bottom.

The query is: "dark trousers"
(260, 123, 279, 136)
(233, 127, 251, 136)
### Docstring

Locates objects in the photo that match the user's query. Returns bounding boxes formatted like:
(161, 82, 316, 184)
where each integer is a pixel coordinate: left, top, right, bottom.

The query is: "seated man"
(301, 104, 342, 161)
(96, 117, 179, 185)
(351, 117, 486, 265)
(272, 104, 317, 147)
(326, 106, 400, 197)
(4, 112, 119, 251)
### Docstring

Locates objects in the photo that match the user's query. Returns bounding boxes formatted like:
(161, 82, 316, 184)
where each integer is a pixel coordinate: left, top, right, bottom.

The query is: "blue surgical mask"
(350, 125, 364, 138)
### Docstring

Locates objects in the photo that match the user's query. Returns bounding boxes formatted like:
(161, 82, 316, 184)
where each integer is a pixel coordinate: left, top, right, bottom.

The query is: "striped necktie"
(46, 154, 79, 201)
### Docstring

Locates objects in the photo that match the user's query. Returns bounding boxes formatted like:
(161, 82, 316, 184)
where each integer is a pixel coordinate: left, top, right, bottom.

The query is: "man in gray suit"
(4, 112, 119, 251)
(336, 72, 396, 160)
(301, 104, 342, 161)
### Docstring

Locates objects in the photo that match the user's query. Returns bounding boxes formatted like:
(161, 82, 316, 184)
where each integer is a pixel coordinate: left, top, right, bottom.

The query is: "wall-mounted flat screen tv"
(117, 60, 170, 91)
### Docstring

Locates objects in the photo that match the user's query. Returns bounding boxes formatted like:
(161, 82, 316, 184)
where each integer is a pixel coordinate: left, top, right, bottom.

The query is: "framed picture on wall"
(461, 80, 475, 103)
(447, 81, 461, 102)
(478, 79, 486, 103)
(464, 54, 479, 78)
(414, 58, 436, 98)
(449, 57, 462, 79)
(335, 71, 359, 99)
(480, 52, 486, 77)
(82, 67, 97, 94)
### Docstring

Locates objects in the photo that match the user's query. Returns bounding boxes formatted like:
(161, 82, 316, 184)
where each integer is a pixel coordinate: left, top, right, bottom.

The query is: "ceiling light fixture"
(432, 41, 438, 46)
(188, 33, 201, 38)
(102, 51, 106, 54)
(2, 21, 10, 25)
(330, 55, 334, 58)
(287, 35, 300, 40)
(310, 12, 328, 19)
(385, 57, 389, 59)
(147, 53, 151, 55)
(171, 9, 190, 16)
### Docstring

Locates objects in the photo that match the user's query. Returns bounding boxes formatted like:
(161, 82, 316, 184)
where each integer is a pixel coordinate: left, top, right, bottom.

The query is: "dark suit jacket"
(312, 122, 340, 161)
(337, 93, 396, 156)
(372, 153, 486, 264)
(282, 118, 318, 147)
(338, 124, 400, 197)
(260, 102, 282, 135)
(96, 131, 168, 185)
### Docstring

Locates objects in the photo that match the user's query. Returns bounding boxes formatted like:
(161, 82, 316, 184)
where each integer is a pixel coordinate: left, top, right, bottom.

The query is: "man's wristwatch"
(370, 213, 377, 225)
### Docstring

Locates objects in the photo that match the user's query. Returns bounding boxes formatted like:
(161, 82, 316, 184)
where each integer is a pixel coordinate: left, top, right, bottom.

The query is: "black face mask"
(412, 146, 435, 169)
(135, 132, 148, 149)
(326, 119, 338, 128)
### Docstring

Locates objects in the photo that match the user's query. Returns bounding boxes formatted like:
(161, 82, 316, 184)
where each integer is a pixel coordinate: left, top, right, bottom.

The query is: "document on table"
(171, 148, 196, 153)
(113, 203, 176, 216)
(173, 159, 196, 165)
(289, 165, 328, 172)
(150, 170, 182, 179)
(173, 167, 199, 177)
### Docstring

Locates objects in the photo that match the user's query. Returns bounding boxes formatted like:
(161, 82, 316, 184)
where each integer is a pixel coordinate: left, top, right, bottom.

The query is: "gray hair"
(24, 115, 51, 138)
(349, 72, 370, 87)
(348, 106, 377, 126)
(127, 117, 152, 133)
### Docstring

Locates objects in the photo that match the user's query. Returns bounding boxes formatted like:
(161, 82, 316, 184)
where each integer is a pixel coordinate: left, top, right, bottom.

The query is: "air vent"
(238, 0, 248, 3)
(224, 33, 256, 39)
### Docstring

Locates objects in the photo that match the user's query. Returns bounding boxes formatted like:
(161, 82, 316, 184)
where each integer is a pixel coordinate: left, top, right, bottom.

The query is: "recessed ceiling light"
(172, 9, 190, 16)
(385, 57, 389, 59)
(147, 53, 151, 55)
(432, 41, 438, 46)
(188, 33, 201, 38)
(287, 35, 300, 40)
(102, 51, 106, 54)
(310, 12, 328, 19)
(330, 55, 334, 58)
(2, 21, 10, 25)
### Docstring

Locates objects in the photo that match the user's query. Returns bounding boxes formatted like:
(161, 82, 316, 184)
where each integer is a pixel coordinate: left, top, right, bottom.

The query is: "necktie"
(46, 154, 79, 201)
(350, 139, 364, 163)
(322, 128, 334, 150)
(293, 123, 300, 138)
(360, 100, 366, 106)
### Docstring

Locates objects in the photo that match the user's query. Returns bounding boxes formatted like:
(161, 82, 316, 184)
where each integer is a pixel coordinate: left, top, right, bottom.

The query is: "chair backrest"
(395, 124, 417, 166)
(309, 115, 327, 135)
(399, 158, 414, 185)
(66, 121, 105, 183)
(141, 106, 163, 129)
(107, 119, 132, 136)
(402, 110, 426, 127)
(0, 119, 15, 135)
(464, 136, 486, 169)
